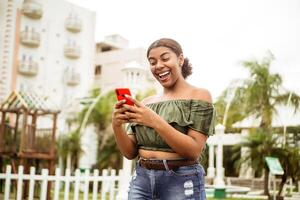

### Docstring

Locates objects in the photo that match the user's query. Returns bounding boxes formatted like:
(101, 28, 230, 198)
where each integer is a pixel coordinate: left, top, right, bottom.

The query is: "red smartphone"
(115, 88, 134, 106)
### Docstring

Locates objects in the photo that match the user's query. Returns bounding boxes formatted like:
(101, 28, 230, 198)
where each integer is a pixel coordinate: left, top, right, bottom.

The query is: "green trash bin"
(214, 187, 226, 199)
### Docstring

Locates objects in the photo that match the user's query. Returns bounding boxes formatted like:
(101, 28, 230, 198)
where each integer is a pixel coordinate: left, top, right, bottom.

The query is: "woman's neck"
(163, 78, 191, 97)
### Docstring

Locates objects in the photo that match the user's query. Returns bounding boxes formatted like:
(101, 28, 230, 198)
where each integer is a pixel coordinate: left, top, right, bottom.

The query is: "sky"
(67, 0, 300, 99)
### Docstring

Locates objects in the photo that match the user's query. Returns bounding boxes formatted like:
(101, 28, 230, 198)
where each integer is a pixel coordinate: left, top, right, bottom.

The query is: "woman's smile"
(157, 70, 171, 82)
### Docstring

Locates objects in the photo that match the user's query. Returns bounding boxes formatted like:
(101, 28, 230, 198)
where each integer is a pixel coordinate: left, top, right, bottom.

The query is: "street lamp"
(121, 61, 146, 96)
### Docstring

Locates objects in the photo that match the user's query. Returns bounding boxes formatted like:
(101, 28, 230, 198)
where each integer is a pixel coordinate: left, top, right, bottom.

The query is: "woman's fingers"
(125, 111, 139, 119)
(115, 106, 129, 114)
(116, 113, 129, 120)
(115, 99, 126, 108)
(122, 105, 137, 113)
(125, 95, 143, 107)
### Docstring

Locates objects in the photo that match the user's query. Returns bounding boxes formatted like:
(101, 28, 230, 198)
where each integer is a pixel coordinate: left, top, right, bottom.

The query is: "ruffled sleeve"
(188, 101, 216, 136)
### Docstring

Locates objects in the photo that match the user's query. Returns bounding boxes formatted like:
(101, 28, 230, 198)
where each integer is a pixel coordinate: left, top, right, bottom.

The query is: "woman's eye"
(162, 57, 169, 61)
(149, 61, 156, 65)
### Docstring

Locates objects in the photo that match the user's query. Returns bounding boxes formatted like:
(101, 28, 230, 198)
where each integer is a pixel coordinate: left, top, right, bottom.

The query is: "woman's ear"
(179, 53, 184, 67)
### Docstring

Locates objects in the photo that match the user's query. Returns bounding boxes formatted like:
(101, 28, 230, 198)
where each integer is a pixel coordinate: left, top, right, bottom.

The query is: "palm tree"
(221, 52, 300, 196)
(76, 89, 122, 169)
(95, 133, 123, 170)
(56, 129, 82, 171)
(232, 129, 280, 196)
(216, 52, 300, 130)
(78, 89, 116, 131)
(214, 85, 248, 129)
(238, 52, 299, 129)
(277, 147, 300, 197)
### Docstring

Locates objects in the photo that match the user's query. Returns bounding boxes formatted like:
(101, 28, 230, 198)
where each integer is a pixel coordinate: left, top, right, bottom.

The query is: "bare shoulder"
(191, 87, 212, 103)
(141, 95, 159, 105)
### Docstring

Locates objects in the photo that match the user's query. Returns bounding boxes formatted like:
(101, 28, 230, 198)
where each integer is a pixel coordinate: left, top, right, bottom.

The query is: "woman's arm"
(112, 100, 138, 159)
(152, 119, 208, 160)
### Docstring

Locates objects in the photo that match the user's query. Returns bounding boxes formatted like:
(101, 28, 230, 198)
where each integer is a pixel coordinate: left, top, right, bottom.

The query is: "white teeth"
(158, 71, 170, 76)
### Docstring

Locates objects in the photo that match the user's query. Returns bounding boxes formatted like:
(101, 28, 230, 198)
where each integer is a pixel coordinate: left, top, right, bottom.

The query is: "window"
(101, 46, 112, 52)
(95, 65, 102, 75)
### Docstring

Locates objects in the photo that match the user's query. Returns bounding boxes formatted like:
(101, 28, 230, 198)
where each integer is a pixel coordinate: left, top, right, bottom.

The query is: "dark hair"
(147, 38, 192, 79)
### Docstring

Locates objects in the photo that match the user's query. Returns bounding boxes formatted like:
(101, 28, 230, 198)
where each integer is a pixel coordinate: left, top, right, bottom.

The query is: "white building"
(0, 0, 96, 119)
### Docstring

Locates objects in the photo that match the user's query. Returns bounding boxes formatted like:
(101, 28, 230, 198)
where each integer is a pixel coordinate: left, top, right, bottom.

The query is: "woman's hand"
(112, 99, 130, 127)
(111, 98, 139, 160)
(122, 95, 161, 128)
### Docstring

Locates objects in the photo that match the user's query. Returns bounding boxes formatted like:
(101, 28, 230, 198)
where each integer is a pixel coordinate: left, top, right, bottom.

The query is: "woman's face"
(148, 46, 184, 88)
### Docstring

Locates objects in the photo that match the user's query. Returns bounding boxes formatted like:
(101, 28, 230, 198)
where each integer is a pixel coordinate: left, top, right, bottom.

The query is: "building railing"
(21, 0, 43, 19)
(66, 71, 81, 86)
(22, 127, 53, 154)
(65, 17, 82, 33)
(18, 60, 38, 76)
(64, 44, 81, 59)
(20, 31, 40, 47)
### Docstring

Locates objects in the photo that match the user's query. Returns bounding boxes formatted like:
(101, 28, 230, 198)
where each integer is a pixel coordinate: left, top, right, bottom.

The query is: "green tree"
(277, 147, 300, 197)
(77, 89, 121, 169)
(232, 129, 279, 196)
(223, 52, 300, 196)
(214, 85, 247, 129)
(216, 52, 300, 130)
(95, 134, 123, 170)
(78, 89, 116, 131)
(56, 129, 82, 171)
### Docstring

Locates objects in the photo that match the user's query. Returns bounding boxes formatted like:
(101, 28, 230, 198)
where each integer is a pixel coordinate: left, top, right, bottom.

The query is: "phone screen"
(115, 88, 134, 106)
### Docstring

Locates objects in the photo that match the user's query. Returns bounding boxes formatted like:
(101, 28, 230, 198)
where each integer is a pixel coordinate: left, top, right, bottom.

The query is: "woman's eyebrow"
(160, 52, 170, 57)
(148, 52, 170, 60)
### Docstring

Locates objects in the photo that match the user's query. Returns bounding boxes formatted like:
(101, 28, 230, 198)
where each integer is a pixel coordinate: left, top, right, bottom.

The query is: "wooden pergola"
(0, 91, 60, 198)
(0, 90, 60, 167)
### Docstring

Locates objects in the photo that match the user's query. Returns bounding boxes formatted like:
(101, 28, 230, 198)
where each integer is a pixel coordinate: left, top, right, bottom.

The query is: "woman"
(112, 38, 215, 199)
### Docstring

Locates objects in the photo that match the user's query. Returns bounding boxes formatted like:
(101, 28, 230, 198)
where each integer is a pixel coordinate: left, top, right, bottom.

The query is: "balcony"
(21, 0, 43, 19)
(65, 69, 80, 86)
(18, 60, 38, 76)
(65, 16, 82, 33)
(64, 44, 81, 59)
(20, 30, 40, 47)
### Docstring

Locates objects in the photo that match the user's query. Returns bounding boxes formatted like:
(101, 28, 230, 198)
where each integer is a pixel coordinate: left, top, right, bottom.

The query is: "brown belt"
(139, 158, 198, 171)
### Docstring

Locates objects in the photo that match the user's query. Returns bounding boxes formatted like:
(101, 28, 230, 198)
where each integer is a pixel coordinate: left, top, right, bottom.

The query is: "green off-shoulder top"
(126, 99, 216, 152)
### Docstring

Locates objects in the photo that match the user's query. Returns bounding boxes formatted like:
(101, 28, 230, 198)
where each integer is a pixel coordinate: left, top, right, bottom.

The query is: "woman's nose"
(155, 60, 164, 69)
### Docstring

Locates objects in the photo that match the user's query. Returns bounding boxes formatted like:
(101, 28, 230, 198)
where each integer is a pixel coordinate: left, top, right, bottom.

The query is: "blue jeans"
(128, 160, 206, 200)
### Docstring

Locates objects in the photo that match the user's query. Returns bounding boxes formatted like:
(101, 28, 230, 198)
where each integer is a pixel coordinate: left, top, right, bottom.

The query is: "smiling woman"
(112, 38, 215, 199)
(147, 38, 192, 88)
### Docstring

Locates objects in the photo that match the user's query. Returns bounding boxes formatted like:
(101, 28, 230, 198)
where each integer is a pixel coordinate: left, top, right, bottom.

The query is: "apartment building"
(0, 0, 96, 113)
